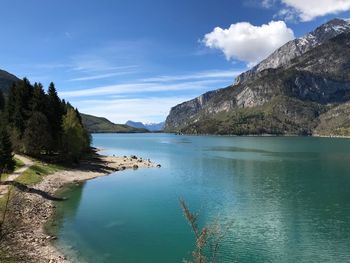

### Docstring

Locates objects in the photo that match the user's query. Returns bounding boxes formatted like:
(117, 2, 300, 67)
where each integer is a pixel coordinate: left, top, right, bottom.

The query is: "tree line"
(0, 78, 91, 174)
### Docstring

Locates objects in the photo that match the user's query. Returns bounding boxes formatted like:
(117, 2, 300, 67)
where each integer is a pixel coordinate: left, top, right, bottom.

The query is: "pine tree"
(31, 83, 47, 114)
(75, 108, 83, 125)
(5, 83, 17, 124)
(23, 112, 52, 157)
(47, 82, 64, 148)
(0, 128, 15, 174)
(6, 79, 33, 137)
(0, 90, 4, 112)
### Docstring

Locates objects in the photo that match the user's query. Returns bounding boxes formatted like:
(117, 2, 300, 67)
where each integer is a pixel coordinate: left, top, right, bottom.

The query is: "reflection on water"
(53, 134, 350, 263)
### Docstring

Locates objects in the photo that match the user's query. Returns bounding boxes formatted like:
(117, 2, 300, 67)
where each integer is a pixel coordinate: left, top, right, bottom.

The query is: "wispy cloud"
(60, 79, 227, 98)
(68, 68, 138, 81)
(141, 69, 242, 82)
(61, 68, 241, 122)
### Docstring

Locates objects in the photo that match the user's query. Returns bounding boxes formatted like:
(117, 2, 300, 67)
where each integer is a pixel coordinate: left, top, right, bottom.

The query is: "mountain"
(235, 18, 350, 84)
(125, 121, 147, 130)
(0, 69, 20, 94)
(144, 122, 165, 131)
(81, 114, 149, 133)
(126, 120, 165, 131)
(165, 19, 350, 136)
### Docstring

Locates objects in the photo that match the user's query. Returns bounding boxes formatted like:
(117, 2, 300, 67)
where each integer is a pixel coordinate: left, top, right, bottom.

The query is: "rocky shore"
(0, 152, 157, 263)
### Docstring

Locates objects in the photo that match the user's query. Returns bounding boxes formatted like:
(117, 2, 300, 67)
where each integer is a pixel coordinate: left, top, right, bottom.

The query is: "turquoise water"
(54, 134, 350, 263)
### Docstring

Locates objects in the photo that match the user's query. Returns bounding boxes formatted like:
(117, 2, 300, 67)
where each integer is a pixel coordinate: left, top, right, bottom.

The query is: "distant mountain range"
(165, 18, 350, 137)
(80, 114, 149, 133)
(126, 120, 165, 132)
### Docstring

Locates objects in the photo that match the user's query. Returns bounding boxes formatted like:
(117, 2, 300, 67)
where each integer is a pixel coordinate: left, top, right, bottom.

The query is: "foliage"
(62, 108, 91, 163)
(315, 103, 350, 136)
(0, 90, 4, 112)
(180, 199, 230, 263)
(47, 82, 64, 148)
(0, 128, 15, 175)
(23, 112, 53, 157)
(1, 78, 91, 163)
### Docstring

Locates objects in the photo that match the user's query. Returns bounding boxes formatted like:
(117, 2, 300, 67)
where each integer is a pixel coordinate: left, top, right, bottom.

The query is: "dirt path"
(0, 155, 34, 197)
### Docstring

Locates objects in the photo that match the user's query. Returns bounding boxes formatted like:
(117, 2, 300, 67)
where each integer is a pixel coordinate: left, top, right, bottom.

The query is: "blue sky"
(1, 0, 350, 123)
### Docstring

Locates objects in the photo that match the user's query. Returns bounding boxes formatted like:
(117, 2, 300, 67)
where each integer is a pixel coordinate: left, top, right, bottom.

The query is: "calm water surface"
(53, 134, 350, 263)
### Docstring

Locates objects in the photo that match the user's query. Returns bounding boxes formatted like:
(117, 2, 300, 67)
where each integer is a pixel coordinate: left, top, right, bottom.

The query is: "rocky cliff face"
(165, 19, 350, 135)
(164, 89, 225, 129)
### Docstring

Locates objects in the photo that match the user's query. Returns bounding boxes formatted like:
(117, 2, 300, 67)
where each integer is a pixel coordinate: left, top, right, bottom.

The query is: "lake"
(52, 134, 350, 263)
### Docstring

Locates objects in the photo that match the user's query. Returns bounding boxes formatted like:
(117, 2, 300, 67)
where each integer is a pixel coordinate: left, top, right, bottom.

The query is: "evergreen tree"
(31, 83, 47, 114)
(5, 83, 17, 124)
(6, 79, 33, 137)
(0, 90, 4, 112)
(13, 106, 25, 136)
(18, 78, 33, 121)
(75, 108, 83, 125)
(23, 112, 52, 157)
(47, 82, 64, 148)
(0, 128, 15, 174)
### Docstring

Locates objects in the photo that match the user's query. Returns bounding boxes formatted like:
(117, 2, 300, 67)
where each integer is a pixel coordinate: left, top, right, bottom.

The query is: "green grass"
(14, 158, 25, 169)
(15, 162, 63, 186)
(0, 158, 27, 182)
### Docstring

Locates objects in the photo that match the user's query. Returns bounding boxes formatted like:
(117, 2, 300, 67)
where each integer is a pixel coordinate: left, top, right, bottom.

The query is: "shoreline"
(0, 151, 158, 263)
(171, 132, 350, 139)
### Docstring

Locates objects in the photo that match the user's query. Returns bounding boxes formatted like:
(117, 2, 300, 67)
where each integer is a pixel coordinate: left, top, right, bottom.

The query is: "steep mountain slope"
(165, 19, 350, 136)
(0, 69, 20, 94)
(235, 18, 350, 84)
(81, 114, 148, 133)
(315, 103, 350, 136)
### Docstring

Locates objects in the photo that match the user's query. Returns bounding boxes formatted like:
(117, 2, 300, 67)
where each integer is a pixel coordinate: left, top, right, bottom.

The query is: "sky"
(1, 0, 350, 123)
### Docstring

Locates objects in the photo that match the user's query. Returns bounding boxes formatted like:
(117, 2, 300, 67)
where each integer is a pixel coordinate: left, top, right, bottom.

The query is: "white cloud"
(281, 0, 350, 21)
(264, 0, 350, 21)
(203, 21, 295, 65)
